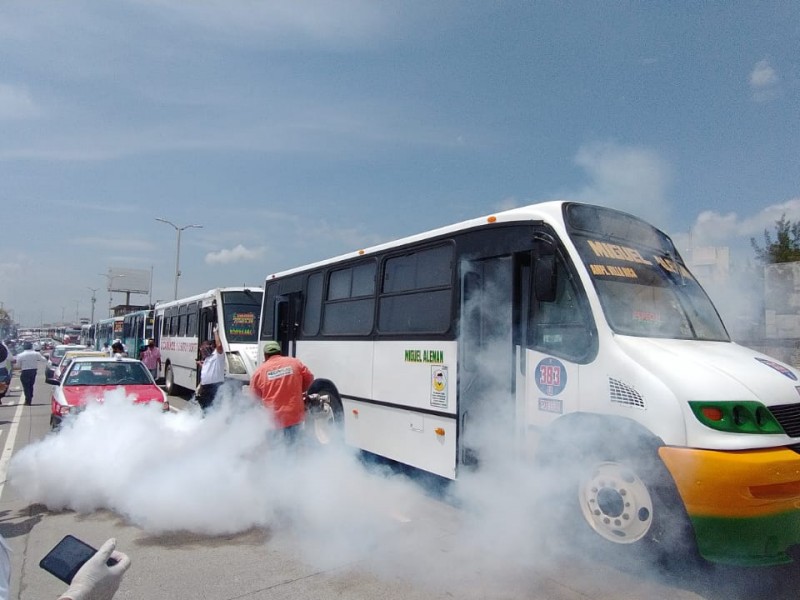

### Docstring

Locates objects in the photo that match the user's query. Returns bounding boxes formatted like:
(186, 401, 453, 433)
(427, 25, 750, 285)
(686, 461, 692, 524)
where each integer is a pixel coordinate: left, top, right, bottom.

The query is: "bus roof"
(153, 286, 263, 310)
(266, 200, 572, 280)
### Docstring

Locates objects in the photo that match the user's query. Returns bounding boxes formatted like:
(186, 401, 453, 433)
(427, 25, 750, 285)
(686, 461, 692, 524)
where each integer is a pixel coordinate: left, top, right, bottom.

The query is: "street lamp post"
(87, 287, 99, 324)
(155, 218, 203, 300)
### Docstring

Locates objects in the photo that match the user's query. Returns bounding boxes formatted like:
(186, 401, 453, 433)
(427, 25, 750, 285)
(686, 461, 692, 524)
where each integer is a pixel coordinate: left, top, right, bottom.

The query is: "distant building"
(764, 262, 800, 339)
(683, 244, 762, 341)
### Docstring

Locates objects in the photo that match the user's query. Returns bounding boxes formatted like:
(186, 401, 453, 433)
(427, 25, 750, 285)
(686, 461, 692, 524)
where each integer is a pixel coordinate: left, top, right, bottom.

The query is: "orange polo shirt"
(250, 355, 314, 428)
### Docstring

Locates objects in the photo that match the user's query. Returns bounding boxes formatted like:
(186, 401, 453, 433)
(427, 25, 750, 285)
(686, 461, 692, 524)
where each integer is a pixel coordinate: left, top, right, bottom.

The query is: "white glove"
(59, 538, 131, 600)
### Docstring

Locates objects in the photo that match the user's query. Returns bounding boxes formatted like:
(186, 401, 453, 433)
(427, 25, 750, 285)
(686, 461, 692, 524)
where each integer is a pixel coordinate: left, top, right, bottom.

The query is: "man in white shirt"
(195, 326, 224, 411)
(12, 341, 47, 405)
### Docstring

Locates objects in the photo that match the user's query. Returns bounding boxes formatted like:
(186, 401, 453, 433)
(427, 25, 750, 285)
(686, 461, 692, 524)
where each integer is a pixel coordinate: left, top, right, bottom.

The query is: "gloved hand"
(58, 538, 131, 600)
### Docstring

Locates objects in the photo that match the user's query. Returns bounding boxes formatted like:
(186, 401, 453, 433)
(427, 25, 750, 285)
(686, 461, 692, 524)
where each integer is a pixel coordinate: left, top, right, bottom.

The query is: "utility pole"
(155, 218, 203, 300)
(87, 287, 99, 324)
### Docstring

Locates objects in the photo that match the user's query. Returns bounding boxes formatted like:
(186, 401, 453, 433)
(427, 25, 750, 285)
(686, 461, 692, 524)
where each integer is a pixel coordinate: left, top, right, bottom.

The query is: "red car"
(47, 356, 169, 429)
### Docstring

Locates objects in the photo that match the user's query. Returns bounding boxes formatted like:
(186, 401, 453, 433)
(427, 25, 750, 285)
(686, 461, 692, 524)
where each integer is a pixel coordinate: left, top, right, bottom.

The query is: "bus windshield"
(221, 290, 262, 343)
(565, 204, 729, 341)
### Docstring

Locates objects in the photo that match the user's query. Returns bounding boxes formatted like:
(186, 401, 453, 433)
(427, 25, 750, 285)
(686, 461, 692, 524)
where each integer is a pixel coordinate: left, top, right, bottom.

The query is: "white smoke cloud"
(205, 244, 265, 265)
(749, 59, 780, 102)
(568, 141, 672, 228)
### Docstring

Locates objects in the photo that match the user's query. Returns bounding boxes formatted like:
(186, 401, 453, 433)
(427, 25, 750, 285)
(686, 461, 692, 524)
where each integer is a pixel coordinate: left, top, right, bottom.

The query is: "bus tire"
(306, 388, 344, 445)
(538, 417, 700, 569)
(164, 364, 175, 396)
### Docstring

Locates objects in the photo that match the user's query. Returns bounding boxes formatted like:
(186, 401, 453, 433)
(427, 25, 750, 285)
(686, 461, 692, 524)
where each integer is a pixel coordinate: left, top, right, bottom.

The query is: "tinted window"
(530, 253, 596, 362)
(186, 302, 198, 337)
(378, 290, 451, 333)
(383, 245, 452, 293)
(222, 291, 262, 343)
(322, 261, 377, 335)
(378, 245, 453, 334)
(322, 299, 374, 335)
(178, 305, 188, 336)
(304, 273, 323, 336)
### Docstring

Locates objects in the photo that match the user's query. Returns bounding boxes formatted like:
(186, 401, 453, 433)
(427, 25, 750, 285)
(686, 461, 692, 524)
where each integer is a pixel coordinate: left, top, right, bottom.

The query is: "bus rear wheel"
(306, 390, 343, 445)
(164, 364, 175, 396)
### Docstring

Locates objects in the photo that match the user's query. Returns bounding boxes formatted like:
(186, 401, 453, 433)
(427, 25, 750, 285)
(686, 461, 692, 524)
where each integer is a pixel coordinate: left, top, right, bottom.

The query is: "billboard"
(106, 267, 151, 294)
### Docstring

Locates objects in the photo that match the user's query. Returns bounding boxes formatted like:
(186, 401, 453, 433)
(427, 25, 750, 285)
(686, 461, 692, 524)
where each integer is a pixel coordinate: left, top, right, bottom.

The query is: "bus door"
(273, 293, 303, 356)
(198, 303, 217, 384)
(458, 255, 518, 468)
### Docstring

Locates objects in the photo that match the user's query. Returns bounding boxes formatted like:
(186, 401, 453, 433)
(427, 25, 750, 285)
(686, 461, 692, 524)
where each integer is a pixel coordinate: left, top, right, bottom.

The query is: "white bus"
(259, 200, 800, 567)
(93, 316, 124, 351)
(154, 287, 263, 395)
(122, 309, 154, 358)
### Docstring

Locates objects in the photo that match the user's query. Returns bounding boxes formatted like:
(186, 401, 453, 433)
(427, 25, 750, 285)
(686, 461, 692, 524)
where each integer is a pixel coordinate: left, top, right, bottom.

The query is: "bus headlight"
(689, 400, 784, 434)
(226, 352, 248, 375)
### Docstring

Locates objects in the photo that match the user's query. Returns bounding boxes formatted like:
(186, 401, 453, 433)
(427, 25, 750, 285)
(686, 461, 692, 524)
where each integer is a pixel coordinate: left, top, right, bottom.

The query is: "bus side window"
(531, 254, 596, 363)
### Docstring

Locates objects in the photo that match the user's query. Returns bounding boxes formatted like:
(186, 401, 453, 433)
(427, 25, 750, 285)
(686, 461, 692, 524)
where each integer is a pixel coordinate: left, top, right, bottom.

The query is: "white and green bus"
(154, 287, 263, 395)
(259, 201, 800, 566)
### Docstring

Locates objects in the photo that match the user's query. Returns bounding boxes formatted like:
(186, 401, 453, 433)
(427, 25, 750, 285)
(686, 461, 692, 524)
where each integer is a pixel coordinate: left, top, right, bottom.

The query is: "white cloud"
(749, 59, 779, 102)
(689, 197, 800, 245)
(74, 237, 156, 253)
(136, 0, 398, 48)
(0, 83, 41, 119)
(566, 141, 672, 228)
(205, 244, 266, 265)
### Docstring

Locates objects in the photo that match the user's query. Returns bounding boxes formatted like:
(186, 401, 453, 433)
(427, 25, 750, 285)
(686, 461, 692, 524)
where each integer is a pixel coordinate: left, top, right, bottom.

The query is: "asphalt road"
(1, 365, 799, 600)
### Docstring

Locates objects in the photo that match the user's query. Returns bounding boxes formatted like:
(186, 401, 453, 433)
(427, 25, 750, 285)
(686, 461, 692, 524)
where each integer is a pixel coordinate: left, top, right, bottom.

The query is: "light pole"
(87, 287, 99, 324)
(155, 218, 203, 300)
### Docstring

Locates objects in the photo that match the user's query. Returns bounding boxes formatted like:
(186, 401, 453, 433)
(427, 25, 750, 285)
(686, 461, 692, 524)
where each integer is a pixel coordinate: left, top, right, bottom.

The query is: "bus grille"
(768, 403, 800, 438)
(608, 378, 645, 409)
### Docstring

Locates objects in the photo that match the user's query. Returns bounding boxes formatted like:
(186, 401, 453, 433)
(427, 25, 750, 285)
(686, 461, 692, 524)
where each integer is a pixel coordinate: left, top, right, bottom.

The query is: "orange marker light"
(487, 216, 497, 223)
(358, 249, 365, 255)
(701, 406, 724, 421)
(434, 427, 445, 436)
(352, 409, 359, 416)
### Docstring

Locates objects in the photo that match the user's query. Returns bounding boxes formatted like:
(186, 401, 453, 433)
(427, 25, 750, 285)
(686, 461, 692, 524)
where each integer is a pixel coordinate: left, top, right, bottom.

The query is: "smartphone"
(39, 535, 117, 584)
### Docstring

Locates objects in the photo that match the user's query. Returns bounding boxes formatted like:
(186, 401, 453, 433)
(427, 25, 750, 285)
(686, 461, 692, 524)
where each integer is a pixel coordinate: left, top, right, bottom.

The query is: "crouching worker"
(250, 340, 313, 444)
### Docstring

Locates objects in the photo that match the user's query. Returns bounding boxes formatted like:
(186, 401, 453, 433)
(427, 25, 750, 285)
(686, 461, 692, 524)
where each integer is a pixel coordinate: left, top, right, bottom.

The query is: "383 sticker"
(535, 357, 567, 396)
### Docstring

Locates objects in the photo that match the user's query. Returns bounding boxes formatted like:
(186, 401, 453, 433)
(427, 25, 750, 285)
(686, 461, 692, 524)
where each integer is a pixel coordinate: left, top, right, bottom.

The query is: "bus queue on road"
(6, 201, 800, 570)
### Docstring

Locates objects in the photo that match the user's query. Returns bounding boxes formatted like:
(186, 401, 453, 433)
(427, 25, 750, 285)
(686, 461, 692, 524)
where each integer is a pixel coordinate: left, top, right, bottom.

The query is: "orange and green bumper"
(659, 446, 800, 566)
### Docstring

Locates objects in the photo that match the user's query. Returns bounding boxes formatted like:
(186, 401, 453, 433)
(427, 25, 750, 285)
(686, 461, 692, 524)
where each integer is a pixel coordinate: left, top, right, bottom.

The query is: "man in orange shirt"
(250, 340, 314, 442)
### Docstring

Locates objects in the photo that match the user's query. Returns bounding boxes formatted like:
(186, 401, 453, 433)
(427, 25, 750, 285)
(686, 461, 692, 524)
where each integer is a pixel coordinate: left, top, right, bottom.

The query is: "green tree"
(750, 214, 800, 264)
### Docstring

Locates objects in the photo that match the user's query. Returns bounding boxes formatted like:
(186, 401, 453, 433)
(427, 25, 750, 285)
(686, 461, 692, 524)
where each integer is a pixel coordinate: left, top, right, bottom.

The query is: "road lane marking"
(0, 401, 27, 501)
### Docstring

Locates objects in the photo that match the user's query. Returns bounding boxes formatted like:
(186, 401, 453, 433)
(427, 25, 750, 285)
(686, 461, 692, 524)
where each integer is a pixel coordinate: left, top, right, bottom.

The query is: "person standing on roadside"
(140, 338, 162, 380)
(250, 340, 314, 443)
(195, 325, 224, 410)
(0, 341, 12, 403)
(12, 341, 47, 405)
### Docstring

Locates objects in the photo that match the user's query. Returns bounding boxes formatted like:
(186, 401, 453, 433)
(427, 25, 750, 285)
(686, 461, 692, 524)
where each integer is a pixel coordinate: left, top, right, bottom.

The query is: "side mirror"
(46, 377, 60, 386)
(533, 238, 558, 303)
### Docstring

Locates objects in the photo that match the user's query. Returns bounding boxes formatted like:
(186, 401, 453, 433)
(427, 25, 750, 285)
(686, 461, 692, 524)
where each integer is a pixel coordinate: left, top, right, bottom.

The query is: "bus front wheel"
(164, 364, 175, 396)
(539, 420, 699, 567)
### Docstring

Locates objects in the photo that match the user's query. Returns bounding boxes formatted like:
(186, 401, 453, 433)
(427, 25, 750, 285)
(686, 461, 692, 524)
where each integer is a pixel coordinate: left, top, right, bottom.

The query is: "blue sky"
(1, 1, 798, 327)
